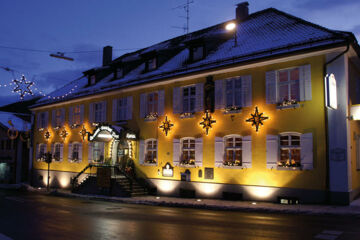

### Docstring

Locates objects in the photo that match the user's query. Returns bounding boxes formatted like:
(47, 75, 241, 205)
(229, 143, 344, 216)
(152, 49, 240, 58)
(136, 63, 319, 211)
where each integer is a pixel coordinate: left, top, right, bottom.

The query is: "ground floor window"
(53, 143, 62, 162)
(181, 138, 195, 165)
(224, 135, 242, 166)
(278, 133, 300, 167)
(69, 142, 82, 163)
(92, 142, 104, 163)
(145, 139, 157, 164)
(37, 143, 46, 161)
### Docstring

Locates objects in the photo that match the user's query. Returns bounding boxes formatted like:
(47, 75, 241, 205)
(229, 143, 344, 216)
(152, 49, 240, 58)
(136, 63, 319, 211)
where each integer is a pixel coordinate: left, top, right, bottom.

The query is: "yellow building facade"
(30, 6, 360, 204)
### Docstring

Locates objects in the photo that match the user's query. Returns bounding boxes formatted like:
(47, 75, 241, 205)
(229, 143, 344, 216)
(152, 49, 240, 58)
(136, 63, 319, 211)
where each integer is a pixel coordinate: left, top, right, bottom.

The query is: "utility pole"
(172, 0, 194, 34)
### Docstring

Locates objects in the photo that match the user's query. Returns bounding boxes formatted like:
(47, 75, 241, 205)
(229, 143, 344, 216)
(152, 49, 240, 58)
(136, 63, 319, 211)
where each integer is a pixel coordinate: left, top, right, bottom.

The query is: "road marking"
(4, 197, 25, 203)
(315, 230, 343, 240)
(0, 233, 13, 240)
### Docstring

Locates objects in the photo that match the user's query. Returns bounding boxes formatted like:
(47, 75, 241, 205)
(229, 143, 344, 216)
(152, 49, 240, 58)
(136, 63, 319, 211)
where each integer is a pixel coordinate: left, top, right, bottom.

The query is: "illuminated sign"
(126, 133, 136, 139)
(89, 125, 120, 141)
(351, 105, 360, 120)
(326, 74, 337, 109)
(162, 162, 174, 177)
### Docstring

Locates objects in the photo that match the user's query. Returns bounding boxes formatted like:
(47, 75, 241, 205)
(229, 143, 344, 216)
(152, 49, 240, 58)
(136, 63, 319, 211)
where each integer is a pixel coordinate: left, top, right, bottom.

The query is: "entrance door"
(117, 140, 129, 169)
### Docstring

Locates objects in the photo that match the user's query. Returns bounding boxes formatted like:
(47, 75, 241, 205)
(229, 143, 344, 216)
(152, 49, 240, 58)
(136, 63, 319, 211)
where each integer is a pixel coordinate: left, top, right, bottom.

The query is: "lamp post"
(225, 22, 237, 47)
(44, 152, 52, 192)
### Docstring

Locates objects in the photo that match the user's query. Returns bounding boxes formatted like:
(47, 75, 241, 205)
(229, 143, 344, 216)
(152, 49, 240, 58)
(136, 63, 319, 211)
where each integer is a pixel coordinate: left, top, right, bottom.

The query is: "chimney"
(236, 2, 249, 22)
(102, 46, 112, 66)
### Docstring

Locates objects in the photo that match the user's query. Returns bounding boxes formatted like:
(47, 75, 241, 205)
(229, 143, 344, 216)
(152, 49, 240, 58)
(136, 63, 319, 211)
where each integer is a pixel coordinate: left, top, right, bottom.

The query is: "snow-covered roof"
(0, 111, 30, 131)
(33, 8, 356, 108)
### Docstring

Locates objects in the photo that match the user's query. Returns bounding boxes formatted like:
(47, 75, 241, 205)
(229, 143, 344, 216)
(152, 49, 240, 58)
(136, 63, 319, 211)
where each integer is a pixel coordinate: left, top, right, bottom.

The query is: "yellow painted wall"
(33, 55, 327, 191)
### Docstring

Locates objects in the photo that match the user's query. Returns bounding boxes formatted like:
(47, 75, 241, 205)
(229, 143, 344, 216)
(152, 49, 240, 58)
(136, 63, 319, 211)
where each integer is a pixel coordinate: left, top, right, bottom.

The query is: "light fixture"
(159, 116, 174, 136)
(59, 127, 68, 141)
(246, 106, 268, 132)
(199, 111, 216, 135)
(79, 125, 88, 141)
(44, 130, 51, 141)
(225, 22, 237, 46)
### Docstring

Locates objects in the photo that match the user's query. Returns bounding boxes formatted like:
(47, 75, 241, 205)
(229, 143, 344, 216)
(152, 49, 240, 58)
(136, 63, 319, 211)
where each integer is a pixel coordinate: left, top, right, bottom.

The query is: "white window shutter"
(214, 137, 224, 167)
(51, 110, 55, 128)
(266, 135, 279, 169)
(140, 93, 146, 118)
(69, 107, 74, 126)
(299, 64, 312, 101)
(173, 87, 182, 114)
(242, 135, 252, 168)
(112, 99, 118, 121)
(139, 140, 145, 164)
(37, 113, 40, 129)
(102, 101, 107, 122)
(300, 132, 313, 170)
(126, 96, 133, 120)
(195, 137, 203, 166)
(68, 143, 73, 162)
(241, 75, 252, 107)
(78, 144, 83, 162)
(158, 90, 165, 116)
(51, 143, 55, 159)
(88, 142, 93, 163)
(36, 144, 40, 160)
(173, 139, 180, 166)
(60, 143, 64, 161)
(89, 103, 94, 124)
(80, 105, 84, 124)
(266, 71, 277, 104)
(195, 83, 204, 112)
(60, 108, 65, 126)
(215, 80, 225, 110)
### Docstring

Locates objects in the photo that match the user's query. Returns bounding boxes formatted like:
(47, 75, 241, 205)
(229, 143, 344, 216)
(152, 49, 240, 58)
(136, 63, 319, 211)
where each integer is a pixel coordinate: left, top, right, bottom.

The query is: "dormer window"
(146, 57, 157, 71)
(116, 68, 123, 79)
(191, 45, 204, 61)
(90, 75, 96, 85)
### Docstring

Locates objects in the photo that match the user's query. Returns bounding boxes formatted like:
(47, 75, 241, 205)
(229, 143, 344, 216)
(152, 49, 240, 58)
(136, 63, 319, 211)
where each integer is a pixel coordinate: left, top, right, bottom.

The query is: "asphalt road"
(0, 190, 360, 240)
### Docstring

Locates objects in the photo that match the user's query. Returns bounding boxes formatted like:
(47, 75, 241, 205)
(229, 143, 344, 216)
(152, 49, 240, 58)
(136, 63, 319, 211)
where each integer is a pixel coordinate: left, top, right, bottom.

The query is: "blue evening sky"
(0, 0, 359, 105)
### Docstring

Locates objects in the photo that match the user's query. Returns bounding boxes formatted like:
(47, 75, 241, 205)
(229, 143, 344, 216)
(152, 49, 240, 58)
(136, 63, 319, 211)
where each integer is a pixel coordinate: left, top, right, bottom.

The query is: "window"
(145, 139, 157, 164)
(73, 105, 81, 125)
(54, 109, 62, 128)
(183, 86, 196, 113)
(72, 143, 81, 162)
(224, 136, 242, 166)
(116, 68, 123, 78)
(94, 102, 103, 123)
(90, 75, 96, 85)
(278, 68, 300, 102)
(146, 92, 158, 116)
(181, 138, 195, 165)
(225, 77, 242, 108)
(54, 143, 61, 161)
(38, 144, 46, 161)
(116, 97, 127, 121)
(40, 112, 47, 128)
(191, 45, 204, 61)
(278, 134, 301, 168)
(93, 142, 104, 163)
(147, 57, 157, 71)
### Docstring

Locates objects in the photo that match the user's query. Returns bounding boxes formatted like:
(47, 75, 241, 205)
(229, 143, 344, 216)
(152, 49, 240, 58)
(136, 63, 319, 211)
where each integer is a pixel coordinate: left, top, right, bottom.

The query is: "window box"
(144, 112, 158, 121)
(276, 99, 300, 110)
(180, 112, 195, 119)
(224, 106, 242, 114)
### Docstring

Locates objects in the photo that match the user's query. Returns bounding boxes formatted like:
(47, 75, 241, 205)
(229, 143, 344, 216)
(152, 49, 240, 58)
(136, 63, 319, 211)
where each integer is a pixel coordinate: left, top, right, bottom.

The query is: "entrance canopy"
(88, 124, 137, 142)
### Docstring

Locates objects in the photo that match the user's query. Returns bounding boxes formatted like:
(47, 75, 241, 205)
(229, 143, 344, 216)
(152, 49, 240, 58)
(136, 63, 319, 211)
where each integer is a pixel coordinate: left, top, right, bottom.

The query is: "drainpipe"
(323, 41, 350, 203)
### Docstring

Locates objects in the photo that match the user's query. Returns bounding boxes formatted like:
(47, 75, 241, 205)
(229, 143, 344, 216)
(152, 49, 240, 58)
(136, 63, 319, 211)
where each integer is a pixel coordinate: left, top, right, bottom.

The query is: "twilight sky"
(0, 0, 359, 105)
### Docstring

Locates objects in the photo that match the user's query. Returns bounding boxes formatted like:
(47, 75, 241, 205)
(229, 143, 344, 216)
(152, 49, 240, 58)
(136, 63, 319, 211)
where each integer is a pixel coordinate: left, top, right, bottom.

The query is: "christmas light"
(13, 75, 34, 100)
(79, 125, 88, 141)
(246, 106, 268, 132)
(59, 127, 68, 141)
(159, 116, 174, 136)
(44, 130, 51, 141)
(199, 111, 216, 135)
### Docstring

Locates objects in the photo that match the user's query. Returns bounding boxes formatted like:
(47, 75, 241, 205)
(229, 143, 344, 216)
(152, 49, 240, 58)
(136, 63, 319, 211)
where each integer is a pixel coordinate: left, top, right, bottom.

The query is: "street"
(0, 190, 360, 240)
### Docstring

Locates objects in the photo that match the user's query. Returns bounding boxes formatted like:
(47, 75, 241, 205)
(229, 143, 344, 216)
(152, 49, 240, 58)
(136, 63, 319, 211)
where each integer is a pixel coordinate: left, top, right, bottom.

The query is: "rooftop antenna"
(171, 0, 194, 34)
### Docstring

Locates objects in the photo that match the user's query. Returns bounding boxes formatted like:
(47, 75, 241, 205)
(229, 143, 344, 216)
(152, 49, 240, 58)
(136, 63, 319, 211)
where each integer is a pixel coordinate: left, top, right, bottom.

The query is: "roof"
(32, 7, 358, 108)
(0, 111, 30, 131)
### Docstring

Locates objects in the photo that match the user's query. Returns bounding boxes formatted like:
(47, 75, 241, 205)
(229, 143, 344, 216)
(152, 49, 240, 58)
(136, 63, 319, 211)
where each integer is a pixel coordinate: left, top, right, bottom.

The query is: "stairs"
(113, 175, 148, 197)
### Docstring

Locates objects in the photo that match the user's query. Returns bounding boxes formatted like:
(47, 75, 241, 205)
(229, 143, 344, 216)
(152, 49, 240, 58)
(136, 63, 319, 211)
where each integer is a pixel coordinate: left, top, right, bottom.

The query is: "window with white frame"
(183, 86, 196, 113)
(225, 77, 242, 109)
(146, 92, 158, 116)
(40, 112, 47, 129)
(94, 103, 103, 123)
(71, 143, 81, 162)
(181, 138, 195, 165)
(37, 144, 46, 161)
(54, 109, 62, 128)
(116, 97, 127, 121)
(73, 105, 81, 125)
(145, 139, 157, 164)
(278, 133, 301, 168)
(224, 135, 242, 166)
(278, 68, 300, 103)
(53, 143, 62, 162)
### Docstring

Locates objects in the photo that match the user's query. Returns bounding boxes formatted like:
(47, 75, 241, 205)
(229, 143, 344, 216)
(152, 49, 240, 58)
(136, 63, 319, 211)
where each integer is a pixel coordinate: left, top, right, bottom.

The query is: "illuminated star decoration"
(246, 106, 269, 132)
(13, 75, 34, 100)
(159, 116, 174, 136)
(59, 128, 68, 141)
(44, 130, 51, 141)
(199, 111, 216, 135)
(79, 125, 88, 141)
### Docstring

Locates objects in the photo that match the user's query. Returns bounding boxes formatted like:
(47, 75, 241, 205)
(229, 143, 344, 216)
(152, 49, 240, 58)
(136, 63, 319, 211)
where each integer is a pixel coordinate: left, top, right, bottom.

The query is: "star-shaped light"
(59, 128, 68, 141)
(13, 75, 34, 100)
(199, 111, 216, 135)
(159, 116, 174, 136)
(246, 106, 269, 132)
(79, 125, 88, 141)
(44, 130, 51, 141)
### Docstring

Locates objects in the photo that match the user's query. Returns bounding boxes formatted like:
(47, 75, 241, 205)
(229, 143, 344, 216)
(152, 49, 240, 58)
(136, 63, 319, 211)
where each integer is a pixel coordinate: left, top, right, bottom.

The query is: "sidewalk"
(2, 183, 360, 216)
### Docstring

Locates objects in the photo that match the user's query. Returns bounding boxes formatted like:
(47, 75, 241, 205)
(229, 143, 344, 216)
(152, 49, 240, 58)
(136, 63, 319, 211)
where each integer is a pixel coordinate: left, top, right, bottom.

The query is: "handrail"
(71, 164, 93, 188)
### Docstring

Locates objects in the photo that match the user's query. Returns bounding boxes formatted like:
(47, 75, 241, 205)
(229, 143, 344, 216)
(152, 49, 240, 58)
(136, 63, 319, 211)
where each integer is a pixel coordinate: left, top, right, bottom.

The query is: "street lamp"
(225, 22, 237, 47)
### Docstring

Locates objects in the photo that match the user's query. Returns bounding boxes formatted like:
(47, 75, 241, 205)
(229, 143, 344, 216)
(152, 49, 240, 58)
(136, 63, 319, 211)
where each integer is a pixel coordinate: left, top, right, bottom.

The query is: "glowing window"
(279, 134, 301, 168)
(181, 138, 195, 165)
(278, 68, 300, 102)
(145, 139, 157, 164)
(224, 136, 242, 166)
